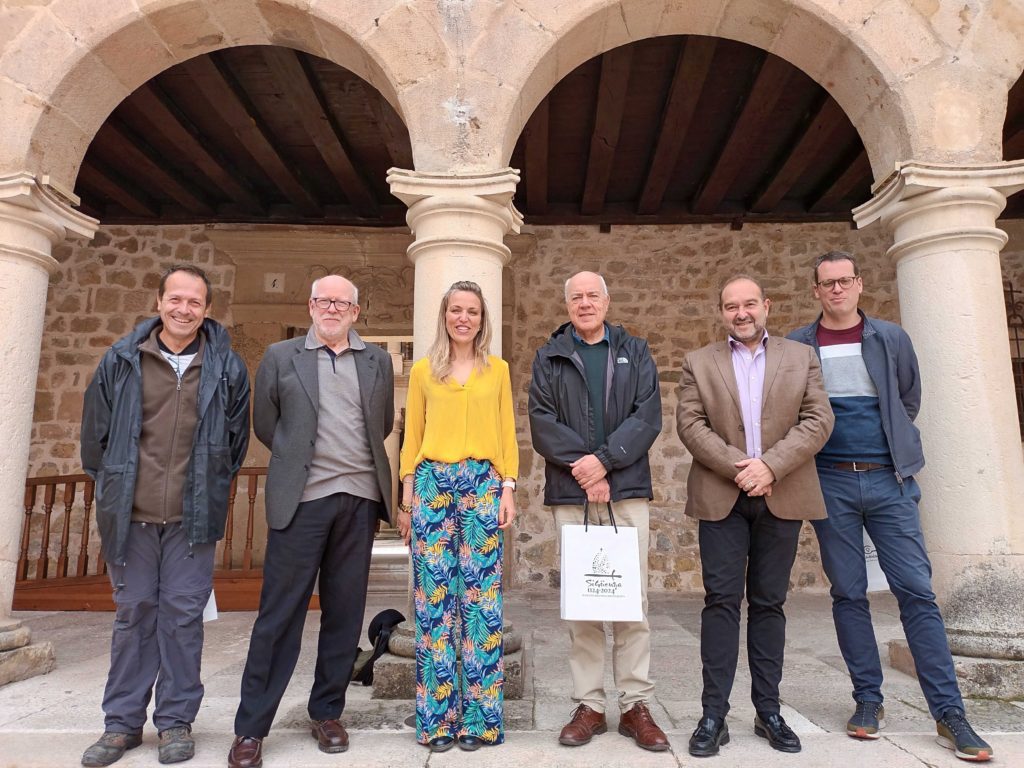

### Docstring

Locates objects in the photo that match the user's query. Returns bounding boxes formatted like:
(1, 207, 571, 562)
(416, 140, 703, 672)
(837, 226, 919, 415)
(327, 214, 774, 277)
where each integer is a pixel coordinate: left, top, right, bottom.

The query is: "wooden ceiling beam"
(182, 53, 323, 217)
(523, 98, 550, 214)
(99, 120, 214, 215)
(637, 36, 717, 215)
(262, 48, 378, 217)
(366, 88, 414, 170)
(1004, 126, 1024, 160)
(77, 161, 160, 218)
(131, 82, 265, 216)
(692, 54, 793, 215)
(807, 148, 871, 213)
(580, 46, 634, 216)
(527, 200, 848, 226)
(750, 96, 848, 213)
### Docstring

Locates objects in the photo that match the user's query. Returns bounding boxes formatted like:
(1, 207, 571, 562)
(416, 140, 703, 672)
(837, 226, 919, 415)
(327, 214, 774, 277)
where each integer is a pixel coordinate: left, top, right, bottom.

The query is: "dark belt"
(827, 461, 891, 472)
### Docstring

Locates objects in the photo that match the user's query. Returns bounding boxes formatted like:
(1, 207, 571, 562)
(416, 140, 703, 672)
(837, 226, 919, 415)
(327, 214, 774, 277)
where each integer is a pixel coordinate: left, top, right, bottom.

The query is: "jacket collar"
(797, 309, 875, 342)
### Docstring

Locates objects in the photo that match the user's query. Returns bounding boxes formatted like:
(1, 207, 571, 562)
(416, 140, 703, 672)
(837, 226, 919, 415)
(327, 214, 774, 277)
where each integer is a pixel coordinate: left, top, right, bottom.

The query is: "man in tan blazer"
(676, 275, 833, 758)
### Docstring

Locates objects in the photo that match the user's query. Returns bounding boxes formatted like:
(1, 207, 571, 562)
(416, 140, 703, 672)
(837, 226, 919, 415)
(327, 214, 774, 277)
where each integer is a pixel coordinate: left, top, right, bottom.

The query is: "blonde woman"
(397, 281, 517, 752)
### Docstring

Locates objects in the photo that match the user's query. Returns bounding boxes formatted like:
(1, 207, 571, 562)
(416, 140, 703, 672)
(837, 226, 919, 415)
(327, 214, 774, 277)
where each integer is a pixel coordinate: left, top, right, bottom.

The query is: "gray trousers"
(102, 521, 215, 733)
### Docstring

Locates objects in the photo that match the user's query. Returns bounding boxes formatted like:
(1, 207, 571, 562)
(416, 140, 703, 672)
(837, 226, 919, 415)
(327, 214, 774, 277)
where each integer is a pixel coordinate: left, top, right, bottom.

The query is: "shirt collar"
(305, 326, 366, 352)
(728, 330, 769, 353)
(571, 322, 609, 345)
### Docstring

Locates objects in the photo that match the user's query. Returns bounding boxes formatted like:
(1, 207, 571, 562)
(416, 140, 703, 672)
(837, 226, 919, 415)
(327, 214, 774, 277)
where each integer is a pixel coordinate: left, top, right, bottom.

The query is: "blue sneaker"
(936, 710, 993, 762)
(847, 701, 884, 740)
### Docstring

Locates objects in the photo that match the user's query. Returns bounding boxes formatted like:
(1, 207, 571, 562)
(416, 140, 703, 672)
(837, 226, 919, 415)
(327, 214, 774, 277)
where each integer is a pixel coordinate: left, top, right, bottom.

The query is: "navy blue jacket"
(529, 322, 662, 505)
(81, 317, 251, 564)
(787, 311, 924, 479)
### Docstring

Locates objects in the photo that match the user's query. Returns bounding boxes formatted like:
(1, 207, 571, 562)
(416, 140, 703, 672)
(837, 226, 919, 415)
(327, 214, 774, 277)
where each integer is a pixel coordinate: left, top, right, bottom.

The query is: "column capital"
(0, 172, 98, 275)
(854, 160, 1024, 228)
(387, 167, 523, 243)
(852, 161, 1024, 264)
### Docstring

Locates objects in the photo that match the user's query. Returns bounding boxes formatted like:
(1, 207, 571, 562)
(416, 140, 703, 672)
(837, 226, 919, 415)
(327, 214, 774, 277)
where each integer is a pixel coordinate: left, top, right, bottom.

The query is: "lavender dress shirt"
(729, 333, 769, 458)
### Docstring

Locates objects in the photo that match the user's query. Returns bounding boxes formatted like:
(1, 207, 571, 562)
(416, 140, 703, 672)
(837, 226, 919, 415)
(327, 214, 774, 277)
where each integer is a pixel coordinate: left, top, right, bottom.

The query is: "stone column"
(854, 161, 1024, 696)
(387, 168, 522, 357)
(0, 173, 97, 684)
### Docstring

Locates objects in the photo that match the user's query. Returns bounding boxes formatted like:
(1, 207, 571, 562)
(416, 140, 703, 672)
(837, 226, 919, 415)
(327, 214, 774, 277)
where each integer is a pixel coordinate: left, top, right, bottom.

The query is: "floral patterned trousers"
(412, 459, 505, 745)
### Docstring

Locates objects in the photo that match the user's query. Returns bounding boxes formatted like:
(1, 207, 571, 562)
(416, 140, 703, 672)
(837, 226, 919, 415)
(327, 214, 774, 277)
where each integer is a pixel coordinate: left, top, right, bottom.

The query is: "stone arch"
(491, 0, 1013, 182)
(1, 0, 445, 191)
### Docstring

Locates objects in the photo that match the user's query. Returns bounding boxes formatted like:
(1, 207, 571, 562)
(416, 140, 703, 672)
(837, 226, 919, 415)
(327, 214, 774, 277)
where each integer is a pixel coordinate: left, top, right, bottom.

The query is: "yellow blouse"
(399, 355, 519, 481)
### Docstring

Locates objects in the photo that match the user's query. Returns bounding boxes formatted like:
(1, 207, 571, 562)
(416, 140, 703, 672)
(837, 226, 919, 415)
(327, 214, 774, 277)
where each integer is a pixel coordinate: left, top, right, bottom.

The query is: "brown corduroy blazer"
(675, 336, 834, 522)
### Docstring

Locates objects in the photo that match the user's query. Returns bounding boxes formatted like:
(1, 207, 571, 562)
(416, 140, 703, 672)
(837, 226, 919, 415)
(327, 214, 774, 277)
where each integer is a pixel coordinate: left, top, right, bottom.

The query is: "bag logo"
(582, 547, 625, 595)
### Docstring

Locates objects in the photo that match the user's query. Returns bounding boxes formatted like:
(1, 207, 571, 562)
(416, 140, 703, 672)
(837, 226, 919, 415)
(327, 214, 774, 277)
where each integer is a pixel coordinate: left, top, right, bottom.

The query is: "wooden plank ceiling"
(75, 39, 1024, 227)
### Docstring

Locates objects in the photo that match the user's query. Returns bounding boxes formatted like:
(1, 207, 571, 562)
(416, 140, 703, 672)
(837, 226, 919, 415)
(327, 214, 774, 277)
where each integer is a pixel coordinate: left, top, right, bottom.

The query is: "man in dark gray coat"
(229, 275, 395, 768)
(80, 265, 250, 767)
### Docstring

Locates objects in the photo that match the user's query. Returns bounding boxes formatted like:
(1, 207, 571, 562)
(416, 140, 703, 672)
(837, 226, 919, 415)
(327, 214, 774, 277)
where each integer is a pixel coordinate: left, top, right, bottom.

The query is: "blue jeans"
(812, 466, 963, 718)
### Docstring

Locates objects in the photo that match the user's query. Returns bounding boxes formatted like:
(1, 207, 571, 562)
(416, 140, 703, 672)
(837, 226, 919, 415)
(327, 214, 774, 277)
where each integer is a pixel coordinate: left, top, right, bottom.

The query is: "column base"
(0, 620, 55, 687)
(889, 639, 1024, 699)
(375, 625, 528, 700)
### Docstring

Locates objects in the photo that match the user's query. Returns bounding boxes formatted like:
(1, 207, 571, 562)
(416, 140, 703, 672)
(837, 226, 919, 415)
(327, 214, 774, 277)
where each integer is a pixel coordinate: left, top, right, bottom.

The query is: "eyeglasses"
(312, 298, 355, 311)
(816, 276, 858, 290)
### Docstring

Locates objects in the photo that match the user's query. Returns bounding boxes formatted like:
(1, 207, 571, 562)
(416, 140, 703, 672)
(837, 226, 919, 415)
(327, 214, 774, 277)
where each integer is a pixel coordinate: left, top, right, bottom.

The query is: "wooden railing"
(19, 468, 271, 584)
(15, 467, 406, 610)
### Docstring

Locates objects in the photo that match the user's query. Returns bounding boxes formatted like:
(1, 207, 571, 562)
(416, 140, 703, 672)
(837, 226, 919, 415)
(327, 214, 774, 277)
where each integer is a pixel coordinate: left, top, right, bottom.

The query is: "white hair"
(310, 275, 359, 305)
(564, 272, 609, 301)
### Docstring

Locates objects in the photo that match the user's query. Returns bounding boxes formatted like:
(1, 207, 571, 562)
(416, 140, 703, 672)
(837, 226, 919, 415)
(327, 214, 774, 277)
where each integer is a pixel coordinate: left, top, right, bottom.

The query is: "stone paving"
(1, 591, 1022, 767)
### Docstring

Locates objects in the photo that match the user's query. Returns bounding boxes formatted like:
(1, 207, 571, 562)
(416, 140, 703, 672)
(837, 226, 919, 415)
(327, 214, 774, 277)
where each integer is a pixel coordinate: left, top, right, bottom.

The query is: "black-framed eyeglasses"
(312, 298, 355, 311)
(816, 276, 858, 290)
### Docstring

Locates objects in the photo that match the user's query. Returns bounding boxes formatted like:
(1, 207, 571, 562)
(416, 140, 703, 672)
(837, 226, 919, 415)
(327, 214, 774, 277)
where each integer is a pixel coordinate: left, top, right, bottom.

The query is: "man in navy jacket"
(789, 250, 992, 763)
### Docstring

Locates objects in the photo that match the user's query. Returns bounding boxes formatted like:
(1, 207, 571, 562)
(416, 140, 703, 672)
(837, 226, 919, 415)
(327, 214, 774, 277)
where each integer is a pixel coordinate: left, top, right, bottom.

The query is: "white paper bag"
(863, 530, 889, 593)
(203, 589, 218, 622)
(560, 522, 642, 622)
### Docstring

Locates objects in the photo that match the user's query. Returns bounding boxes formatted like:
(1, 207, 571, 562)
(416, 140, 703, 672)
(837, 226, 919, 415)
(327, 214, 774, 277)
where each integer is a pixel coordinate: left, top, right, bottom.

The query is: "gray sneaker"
(158, 726, 195, 764)
(847, 701, 885, 740)
(81, 731, 143, 767)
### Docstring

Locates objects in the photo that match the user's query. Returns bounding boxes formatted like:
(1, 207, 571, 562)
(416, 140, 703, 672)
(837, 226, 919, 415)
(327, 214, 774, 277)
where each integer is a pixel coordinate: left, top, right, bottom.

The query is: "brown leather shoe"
(619, 702, 671, 751)
(311, 719, 349, 753)
(227, 736, 263, 768)
(558, 703, 608, 746)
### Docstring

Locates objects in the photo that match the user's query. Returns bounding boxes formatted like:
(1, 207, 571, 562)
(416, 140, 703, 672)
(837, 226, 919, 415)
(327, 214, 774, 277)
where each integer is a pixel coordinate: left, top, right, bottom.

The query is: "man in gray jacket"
(528, 271, 668, 753)
(229, 275, 394, 768)
(80, 265, 250, 767)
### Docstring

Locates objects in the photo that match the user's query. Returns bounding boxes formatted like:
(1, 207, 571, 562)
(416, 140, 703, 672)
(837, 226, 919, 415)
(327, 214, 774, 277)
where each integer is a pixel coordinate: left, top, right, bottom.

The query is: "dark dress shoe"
(458, 735, 486, 751)
(618, 702, 671, 752)
(689, 716, 729, 757)
(558, 703, 608, 746)
(754, 713, 802, 753)
(428, 736, 456, 752)
(311, 719, 349, 753)
(227, 736, 263, 768)
(81, 731, 143, 767)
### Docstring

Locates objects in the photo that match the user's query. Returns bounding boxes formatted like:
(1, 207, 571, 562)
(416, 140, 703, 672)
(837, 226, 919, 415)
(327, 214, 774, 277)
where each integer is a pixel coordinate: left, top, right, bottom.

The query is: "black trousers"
(698, 492, 802, 720)
(234, 492, 379, 737)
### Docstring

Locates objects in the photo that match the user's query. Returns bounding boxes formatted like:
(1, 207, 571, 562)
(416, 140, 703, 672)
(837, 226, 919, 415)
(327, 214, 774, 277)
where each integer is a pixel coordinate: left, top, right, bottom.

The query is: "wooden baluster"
(243, 474, 257, 571)
(223, 475, 238, 570)
(78, 480, 95, 576)
(57, 481, 75, 577)
(19, 486, 36, 581)
(36, 483, 56, 580)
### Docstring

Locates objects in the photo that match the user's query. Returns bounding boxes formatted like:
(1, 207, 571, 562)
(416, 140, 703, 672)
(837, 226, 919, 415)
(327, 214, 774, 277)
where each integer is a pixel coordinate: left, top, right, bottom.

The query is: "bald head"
(311, 275, 358, 305)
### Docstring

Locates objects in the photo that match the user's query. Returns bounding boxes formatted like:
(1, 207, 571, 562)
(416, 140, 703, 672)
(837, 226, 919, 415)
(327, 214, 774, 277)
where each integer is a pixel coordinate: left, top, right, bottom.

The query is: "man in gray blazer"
(229, 275, 394, 768)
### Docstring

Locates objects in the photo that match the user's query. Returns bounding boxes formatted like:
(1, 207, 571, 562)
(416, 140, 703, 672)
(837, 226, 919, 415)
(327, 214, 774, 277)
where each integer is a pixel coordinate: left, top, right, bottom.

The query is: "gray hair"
(563, 273, 609, 301)
(310, 275, 359, 305)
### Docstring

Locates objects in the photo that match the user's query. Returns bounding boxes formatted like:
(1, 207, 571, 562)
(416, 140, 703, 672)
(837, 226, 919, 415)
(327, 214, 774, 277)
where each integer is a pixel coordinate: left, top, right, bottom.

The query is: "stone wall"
(26, 220, 1024, 592)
